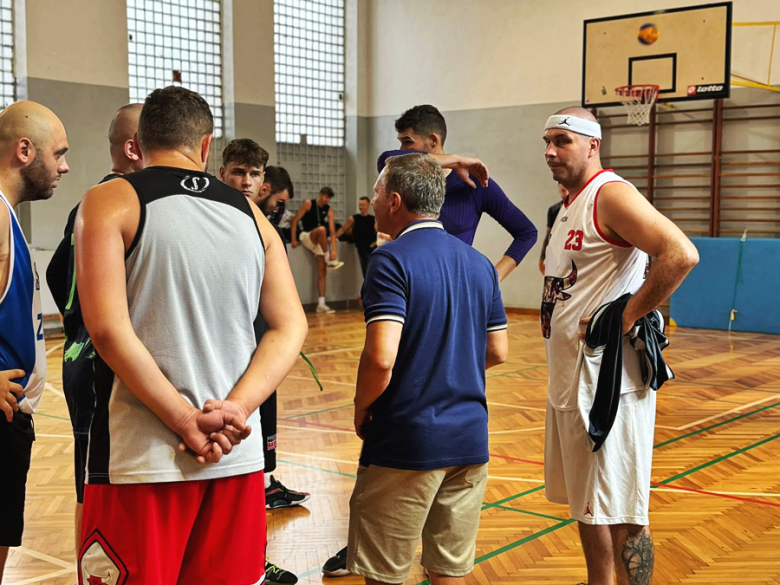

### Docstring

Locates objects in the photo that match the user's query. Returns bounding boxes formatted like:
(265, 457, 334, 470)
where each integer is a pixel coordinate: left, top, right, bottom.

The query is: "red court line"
(652, 482, 780, 509)
(489, 453, 545, 466)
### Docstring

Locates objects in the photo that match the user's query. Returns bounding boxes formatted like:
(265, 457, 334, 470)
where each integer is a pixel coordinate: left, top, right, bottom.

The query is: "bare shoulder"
(80, 177, 139, 217)
(76, 178, 141, 250)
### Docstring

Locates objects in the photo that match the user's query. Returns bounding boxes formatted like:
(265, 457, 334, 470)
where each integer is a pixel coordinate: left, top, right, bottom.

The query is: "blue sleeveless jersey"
(0, 192, 46, 413)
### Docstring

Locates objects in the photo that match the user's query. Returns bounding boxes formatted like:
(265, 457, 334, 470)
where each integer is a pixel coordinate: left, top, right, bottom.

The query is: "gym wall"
(359, 0, 780, 309)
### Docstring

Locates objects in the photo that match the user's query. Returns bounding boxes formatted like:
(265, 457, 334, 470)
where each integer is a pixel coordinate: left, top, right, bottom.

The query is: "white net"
(615, 85, 659, 126)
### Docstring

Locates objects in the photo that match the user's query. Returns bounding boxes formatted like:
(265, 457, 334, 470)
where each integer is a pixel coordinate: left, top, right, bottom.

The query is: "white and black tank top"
(87, 166, 266, 484)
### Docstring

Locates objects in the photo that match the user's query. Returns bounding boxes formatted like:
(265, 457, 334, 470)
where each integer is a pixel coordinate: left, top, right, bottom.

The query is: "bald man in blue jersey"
(0, 101, 70, 581)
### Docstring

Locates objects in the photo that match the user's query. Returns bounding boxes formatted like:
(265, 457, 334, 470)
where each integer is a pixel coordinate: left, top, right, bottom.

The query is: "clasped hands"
(176, 399, 253, 465)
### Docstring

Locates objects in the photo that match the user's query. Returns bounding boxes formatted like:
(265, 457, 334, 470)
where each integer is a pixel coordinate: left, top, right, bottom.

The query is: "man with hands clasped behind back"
(75, 86, 307, 585)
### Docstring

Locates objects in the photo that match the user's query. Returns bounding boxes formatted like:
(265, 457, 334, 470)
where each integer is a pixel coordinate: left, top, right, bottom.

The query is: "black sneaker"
(322, 546, 351, 577)
(265, 475, 311, 509)
(265, 560, 298, 584)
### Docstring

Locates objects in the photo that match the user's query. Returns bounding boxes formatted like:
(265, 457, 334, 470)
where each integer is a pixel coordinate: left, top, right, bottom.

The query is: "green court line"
(277, 459, 357, 479)
(297, 567, 321, 579)
(658, 431, 780, 485)
(34, 412, 70, 422)
(485, 485, 546, 508)
(414, 519, 577, 585)
(483, 504, 567, 522)
(284, 403, 354, 419)
(653, 400, 780, 449)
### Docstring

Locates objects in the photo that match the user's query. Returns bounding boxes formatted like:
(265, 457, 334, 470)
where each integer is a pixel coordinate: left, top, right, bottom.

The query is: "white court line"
(489, 427, 545, 435)
(653, 487, 780, 499)
(277, 424, 353, 435)
(36, 433, 73, 439)
(486, 401, 547, 412)
(16, 546, 73, 569)
(670, 392, 780, 431)
(277, 450, 358, 466)
(44, 382, 65, 399)
(487, 475, 545, 484)
(286, 375, 354, 387)
(45, 342, 64, 356)
(12, 568, 75, 585)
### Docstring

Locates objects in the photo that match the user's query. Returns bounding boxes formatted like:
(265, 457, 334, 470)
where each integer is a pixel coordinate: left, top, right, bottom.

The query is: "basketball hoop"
(615, 85, 659, 126)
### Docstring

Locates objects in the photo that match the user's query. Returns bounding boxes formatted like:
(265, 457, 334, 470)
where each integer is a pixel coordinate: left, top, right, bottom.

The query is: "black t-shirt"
(352, 213, 376, 251)
(547, 200, 563, 229)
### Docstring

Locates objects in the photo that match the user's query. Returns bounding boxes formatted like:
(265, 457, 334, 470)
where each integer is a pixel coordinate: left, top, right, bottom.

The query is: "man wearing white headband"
(540, 106, 699, 585)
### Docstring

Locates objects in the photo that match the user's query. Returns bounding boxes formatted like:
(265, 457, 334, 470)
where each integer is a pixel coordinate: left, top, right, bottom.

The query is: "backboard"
(582, 2, 732, 107)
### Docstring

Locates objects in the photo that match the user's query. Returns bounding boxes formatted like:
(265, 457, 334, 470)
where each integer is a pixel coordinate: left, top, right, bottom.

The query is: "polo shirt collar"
(396, 219, 445, 239)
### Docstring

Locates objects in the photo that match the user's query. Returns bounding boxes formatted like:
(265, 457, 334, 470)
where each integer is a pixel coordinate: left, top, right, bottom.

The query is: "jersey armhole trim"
(593, 182, 633, 249)
(0, 201, 14, 304)
(120, 176, 146, 259)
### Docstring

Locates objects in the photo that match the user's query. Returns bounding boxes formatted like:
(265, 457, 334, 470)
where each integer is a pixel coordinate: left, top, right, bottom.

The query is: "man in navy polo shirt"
(345, 153, 508, 585)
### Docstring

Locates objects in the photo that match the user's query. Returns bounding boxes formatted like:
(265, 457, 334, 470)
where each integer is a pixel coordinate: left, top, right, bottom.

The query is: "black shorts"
(62, 337, 96, 504)
(0, 411, 35, 547)
(260, 390, 277, 474)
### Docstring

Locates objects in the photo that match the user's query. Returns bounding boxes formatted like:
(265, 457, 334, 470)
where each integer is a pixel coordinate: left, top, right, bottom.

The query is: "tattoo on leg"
(621, 528, 654, 585)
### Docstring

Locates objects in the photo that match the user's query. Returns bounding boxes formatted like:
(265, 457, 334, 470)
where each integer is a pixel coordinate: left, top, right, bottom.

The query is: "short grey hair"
(382, 153, 446, 217)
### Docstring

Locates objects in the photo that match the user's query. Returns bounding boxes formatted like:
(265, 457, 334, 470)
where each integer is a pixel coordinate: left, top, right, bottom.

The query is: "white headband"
(544, 115, 602, 139)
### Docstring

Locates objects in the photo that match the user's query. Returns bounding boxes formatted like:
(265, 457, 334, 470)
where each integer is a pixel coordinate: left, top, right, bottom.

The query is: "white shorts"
(299, 231, 324, 256)
(544, 390, 656, 525)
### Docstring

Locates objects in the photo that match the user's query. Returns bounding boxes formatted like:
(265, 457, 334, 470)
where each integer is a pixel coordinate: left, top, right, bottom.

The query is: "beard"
(21, 153, 56, 201)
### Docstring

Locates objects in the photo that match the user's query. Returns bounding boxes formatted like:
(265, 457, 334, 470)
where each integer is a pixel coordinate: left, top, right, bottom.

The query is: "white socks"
(318, 297, 327, 307)
(265, 474, 272, 489)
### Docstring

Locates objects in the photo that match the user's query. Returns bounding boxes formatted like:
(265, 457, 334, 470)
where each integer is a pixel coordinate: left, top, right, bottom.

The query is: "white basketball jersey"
(542, 170, 649, 410)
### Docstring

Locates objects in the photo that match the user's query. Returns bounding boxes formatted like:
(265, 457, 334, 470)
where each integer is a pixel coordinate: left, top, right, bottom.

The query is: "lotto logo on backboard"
(688, 84, 725, 96)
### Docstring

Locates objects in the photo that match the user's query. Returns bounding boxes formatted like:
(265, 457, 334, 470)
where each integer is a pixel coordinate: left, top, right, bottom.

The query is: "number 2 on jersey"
(564, 230, 583, 251)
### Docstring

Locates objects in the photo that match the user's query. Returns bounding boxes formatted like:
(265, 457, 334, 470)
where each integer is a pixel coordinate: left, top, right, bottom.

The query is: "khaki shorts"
(544, 390, 657, 525)
(347, 463, 488, 583)
(299, 231, 324, 256)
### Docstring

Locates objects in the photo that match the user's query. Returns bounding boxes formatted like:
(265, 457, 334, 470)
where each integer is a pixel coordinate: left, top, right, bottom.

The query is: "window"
(127, 0, 224, 136)
(274, 0, 345, 147)
(0, 0, 13, 108)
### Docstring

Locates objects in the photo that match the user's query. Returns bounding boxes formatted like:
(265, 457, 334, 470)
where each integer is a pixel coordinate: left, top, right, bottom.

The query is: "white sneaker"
(316, 304, 335, 314)
(326, 260, 344, 270)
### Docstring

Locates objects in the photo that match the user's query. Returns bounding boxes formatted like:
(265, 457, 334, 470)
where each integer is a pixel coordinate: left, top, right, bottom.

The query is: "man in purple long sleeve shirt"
(377, 105, 538, 282)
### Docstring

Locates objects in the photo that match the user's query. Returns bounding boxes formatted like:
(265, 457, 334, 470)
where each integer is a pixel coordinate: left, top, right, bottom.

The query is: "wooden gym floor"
(6, 311, 780, 584)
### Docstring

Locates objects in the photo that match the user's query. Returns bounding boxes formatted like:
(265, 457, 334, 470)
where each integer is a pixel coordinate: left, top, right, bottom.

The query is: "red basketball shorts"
(78, 471, 266, 585)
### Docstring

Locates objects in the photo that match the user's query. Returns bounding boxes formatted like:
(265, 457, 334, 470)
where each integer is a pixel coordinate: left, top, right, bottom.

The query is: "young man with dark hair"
(219, 138, 269, 203)
(346, 153, 508, 584)
(220, 139, 308, 585)
(76, 86, 308, 584)
(336, 196, 376, 279)
(46, 103, 143, 549)
(290, 186, 344, 313)
(0, 100, 70, 583)
(378, 104, 538, 282)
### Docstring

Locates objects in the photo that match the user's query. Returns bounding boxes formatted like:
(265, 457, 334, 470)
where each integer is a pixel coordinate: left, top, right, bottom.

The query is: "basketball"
(638, 23, 660, 45)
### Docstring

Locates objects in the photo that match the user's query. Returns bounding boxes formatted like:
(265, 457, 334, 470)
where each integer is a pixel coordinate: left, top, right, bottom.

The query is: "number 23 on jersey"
(564, 230, 583, 251)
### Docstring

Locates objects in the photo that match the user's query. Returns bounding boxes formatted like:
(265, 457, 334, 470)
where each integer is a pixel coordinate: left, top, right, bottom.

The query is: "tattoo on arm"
(621, 528, 654, 585)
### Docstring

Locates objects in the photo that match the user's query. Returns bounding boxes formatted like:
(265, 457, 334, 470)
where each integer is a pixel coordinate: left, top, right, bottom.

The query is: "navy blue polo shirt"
(359, 219, 507, 470)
